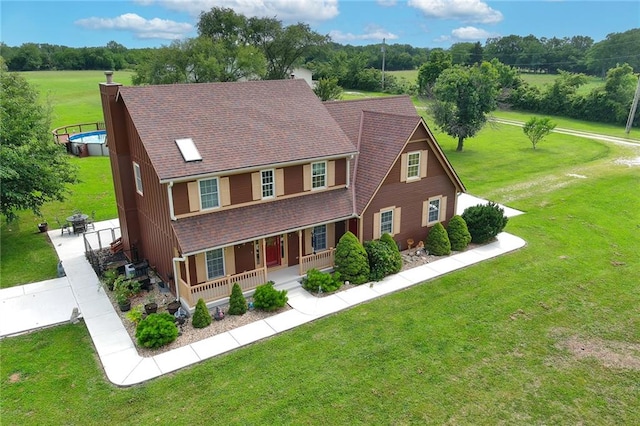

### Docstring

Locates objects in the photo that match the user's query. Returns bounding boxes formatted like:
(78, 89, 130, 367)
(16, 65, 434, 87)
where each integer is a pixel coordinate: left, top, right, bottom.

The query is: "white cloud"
(329, 25, 399, 43)
(408, 0, 503, 24)
(75, 13, 193, 40)
(450, 26, 493, 40)
(148, 0, 339, 22)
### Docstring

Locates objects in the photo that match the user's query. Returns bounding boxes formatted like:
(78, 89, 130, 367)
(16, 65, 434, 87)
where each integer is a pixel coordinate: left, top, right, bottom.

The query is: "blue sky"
(1, 1, 638, 49)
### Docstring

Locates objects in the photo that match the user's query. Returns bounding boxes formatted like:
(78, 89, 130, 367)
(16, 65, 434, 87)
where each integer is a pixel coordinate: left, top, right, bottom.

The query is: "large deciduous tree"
(417, 49, 452, 96)
(0, 63, 78, 222)
(432, 62, 499, 151)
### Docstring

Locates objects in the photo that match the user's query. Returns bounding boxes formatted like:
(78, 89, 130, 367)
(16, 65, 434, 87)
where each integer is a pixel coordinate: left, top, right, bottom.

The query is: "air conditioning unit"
(125, 263, 135, 278)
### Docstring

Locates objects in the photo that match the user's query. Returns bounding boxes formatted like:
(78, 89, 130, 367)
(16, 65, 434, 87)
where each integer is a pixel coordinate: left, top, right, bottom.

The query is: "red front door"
(265, 236, 281, 267)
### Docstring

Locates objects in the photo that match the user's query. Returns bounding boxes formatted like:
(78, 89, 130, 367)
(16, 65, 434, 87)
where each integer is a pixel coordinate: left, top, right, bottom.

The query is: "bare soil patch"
(558, 336, 640, 370)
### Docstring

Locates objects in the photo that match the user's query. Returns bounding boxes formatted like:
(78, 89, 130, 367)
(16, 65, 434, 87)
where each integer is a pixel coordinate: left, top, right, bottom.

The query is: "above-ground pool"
(69, 130, 109, 157)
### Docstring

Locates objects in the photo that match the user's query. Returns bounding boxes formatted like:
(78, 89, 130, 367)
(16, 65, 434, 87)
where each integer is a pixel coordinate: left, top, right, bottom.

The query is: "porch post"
(261, 238, 267, 278)
(298, 230, 303, 276)
(185, 256, 191, 286)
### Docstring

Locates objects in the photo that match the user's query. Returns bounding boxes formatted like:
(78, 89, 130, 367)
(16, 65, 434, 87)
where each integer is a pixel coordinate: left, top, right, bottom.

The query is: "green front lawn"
(2, 167, 639, 423)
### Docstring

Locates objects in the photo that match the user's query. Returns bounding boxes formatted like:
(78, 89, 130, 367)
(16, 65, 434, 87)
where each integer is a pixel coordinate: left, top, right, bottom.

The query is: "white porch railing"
(299, 248, 335, 275)
(180, 268, 267, 307)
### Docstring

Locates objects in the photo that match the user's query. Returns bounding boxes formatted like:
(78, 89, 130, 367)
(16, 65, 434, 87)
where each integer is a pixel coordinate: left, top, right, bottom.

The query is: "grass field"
(21, 70, 134, 130)
(2, 71, 639, 423)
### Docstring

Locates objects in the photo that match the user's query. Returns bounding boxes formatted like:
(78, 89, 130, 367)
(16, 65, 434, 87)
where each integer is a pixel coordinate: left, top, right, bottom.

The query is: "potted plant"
(144, 295, 158, 314)
(113, 275, 140, 312)
(115, 286, 131, 312)
(167, 300, 181, 315)
(126, 304, 144, 326)
(37, 217, 48, 233)
(102, 269, 119, 291)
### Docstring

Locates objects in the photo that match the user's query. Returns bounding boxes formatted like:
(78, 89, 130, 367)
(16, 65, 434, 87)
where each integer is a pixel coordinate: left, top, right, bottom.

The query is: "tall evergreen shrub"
(228, 283, 247, 315)
(446, 215, 472, 251)
(425, 222, 451, 255)
(334, 231, 370, 285)
(379, 233, 403, 274)
(192, 298, 212, 328)
(364, 239, 395, 281)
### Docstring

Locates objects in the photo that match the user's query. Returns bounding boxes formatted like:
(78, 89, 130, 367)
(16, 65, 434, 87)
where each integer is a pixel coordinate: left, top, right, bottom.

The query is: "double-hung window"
(312, 225, 327, 252)
(407, 152, 420, 180)
(380, 210, 394, 235)
(200, 178, 219, 210)
(312, 161, 326, 189)
(133, 162, 143, 195)
(261, 169, 274, 199)
(205, 248, 224, 280)
(428, 198, 440, 223)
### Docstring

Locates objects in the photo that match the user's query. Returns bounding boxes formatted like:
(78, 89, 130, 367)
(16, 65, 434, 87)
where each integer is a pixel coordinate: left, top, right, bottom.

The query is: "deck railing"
(299, 248, 335, 275)
(52, 122, 105, 144)
(181, 268, 267, 306)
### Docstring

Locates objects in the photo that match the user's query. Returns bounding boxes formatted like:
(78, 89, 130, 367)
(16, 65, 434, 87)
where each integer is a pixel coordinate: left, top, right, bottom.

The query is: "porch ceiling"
(172, 188, 354, 255)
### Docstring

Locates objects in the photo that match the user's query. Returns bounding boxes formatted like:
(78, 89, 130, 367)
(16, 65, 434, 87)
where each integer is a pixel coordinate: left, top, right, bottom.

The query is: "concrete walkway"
(0, 195, 525, 386)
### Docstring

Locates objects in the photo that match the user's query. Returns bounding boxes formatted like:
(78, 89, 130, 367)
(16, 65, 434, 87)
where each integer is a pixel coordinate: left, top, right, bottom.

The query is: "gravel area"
(101, 244, 475, 357)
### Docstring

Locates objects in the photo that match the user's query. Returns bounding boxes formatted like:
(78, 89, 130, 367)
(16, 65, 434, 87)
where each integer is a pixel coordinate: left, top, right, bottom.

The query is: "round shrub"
(461, 202, 509, 244)
(364, 239, 396, 281)
(446, 215, 472, 251)
(228, 283, 247, 315)
(253, 281, 288, 311)
(334, 231, 370, 285)
(379, 233, 403, 274)
(301, 268, 342, 293)
(135, 313, 178, 348)
(425, 222, 451, 256)
(192, 298, 212, 328)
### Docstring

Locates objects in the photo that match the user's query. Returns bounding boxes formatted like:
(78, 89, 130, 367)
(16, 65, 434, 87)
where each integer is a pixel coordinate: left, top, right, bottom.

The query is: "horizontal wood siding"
(172, 182, 190, 215)
(334, 158, 347, 186)
(362, 139, 457, 249)
(284, 164, 304, 195)
(230, 173, 253, 205)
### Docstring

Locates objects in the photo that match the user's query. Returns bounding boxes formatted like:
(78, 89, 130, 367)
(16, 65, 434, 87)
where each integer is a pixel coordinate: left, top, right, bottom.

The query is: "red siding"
(362, 140, 457, 249)
(173, 182, 189, 215)
(230, 173, 253, 205)
(284, 165, 304, 195)
(334, 158, 347, 186)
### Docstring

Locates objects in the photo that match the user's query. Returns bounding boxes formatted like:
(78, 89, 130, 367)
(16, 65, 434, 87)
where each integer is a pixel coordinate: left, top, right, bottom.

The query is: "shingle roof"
(118, 79, 357, 181)
(172, 189, 354, 255)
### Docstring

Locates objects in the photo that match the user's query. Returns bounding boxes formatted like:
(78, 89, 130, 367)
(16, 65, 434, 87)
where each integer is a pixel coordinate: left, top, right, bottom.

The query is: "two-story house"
(99, 75, 465, 308)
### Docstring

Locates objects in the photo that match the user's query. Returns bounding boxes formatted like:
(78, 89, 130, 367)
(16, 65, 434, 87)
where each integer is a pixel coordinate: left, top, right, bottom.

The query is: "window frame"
(428, 197, 441, 225)
(312, 225, 327, 252)
(199, 177, 220, 210)
(205, 248, 225, 280)
(311, 161, 327, 190)
(261, 169, 275, 199)
(133, 162, 143, 195)
(406, 151, 421, 180)
(380, 209, 394, 235)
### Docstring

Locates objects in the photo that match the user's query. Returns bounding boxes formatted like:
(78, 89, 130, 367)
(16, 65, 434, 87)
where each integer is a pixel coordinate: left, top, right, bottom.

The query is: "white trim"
(406, 151, 421, 181)
(380, 208, 394, 235)
(260, 168, 275, 199)
(427, 196, 443, 225)
(311, 161, 327, 190)
(205, 248, 225, 280)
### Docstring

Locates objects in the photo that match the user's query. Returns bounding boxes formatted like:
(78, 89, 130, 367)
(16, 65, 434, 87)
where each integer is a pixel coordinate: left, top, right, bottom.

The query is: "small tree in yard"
(522, 117, 556, 150)
(379, 233, 403, 274)
(314, 77, 343, 101)
(447, 215, 472, 251)
(228, 283, 247, 315)
(192, 298, 212, 328)
(462, 202, 508, 244)
(364, 239, 397, 281)
(425, 222, 451, 256)
(334, 231, 370, 285)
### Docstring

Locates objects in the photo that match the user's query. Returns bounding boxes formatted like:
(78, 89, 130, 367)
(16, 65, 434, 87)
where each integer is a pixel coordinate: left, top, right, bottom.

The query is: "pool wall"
(69, 130, 109, 157)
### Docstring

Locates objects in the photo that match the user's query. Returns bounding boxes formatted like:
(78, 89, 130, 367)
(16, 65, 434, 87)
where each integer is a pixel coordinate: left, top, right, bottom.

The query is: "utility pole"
(625, 74, 640, 134)
(381, 38, 386, 91)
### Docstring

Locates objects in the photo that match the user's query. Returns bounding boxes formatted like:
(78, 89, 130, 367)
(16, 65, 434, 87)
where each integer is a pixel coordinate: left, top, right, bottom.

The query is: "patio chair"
(85, 210, 96, 230)
(55, 217, 71, 236)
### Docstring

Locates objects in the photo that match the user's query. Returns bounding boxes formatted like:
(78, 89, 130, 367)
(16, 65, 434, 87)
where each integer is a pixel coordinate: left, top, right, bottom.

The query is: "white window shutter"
(303, 164, 311, 191)
(328, 161, 335, 187)
(400, 153, 407, 182)
(373, 212, 381, 240)
(275, 168, 284, 196)
(196, 253, 206, 283)
(220, 177, 231, 206)
(421, 200, 429, 227)
(440, 196, 448, 221)
(393, 207, 402, 235)
(188, 182, 200, 212)
(420, 150, 428, 178)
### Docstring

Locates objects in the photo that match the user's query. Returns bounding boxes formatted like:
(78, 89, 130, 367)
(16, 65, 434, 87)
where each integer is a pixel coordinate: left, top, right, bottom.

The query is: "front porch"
(176, 248, 335, 308)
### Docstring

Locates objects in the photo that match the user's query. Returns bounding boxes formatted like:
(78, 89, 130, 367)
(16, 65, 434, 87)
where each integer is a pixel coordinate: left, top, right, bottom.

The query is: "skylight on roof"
(175, 138, 202, 162)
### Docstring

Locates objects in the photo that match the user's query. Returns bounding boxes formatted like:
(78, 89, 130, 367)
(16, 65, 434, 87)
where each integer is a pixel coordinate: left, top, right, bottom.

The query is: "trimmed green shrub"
(425, 222, 451, 255)
(301, 268, 343, 293)
(253, 281, 288, 311)
(228, 283, 247, 315)
(462, 202, 509, 244)
(447, 215, 472, 251)
(192, 298, 212, 328)
(135, 313, 178, 348)
(379, 233, 403, 274)
(334, 231, 370, 285)
(364, 239, 396, 281)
